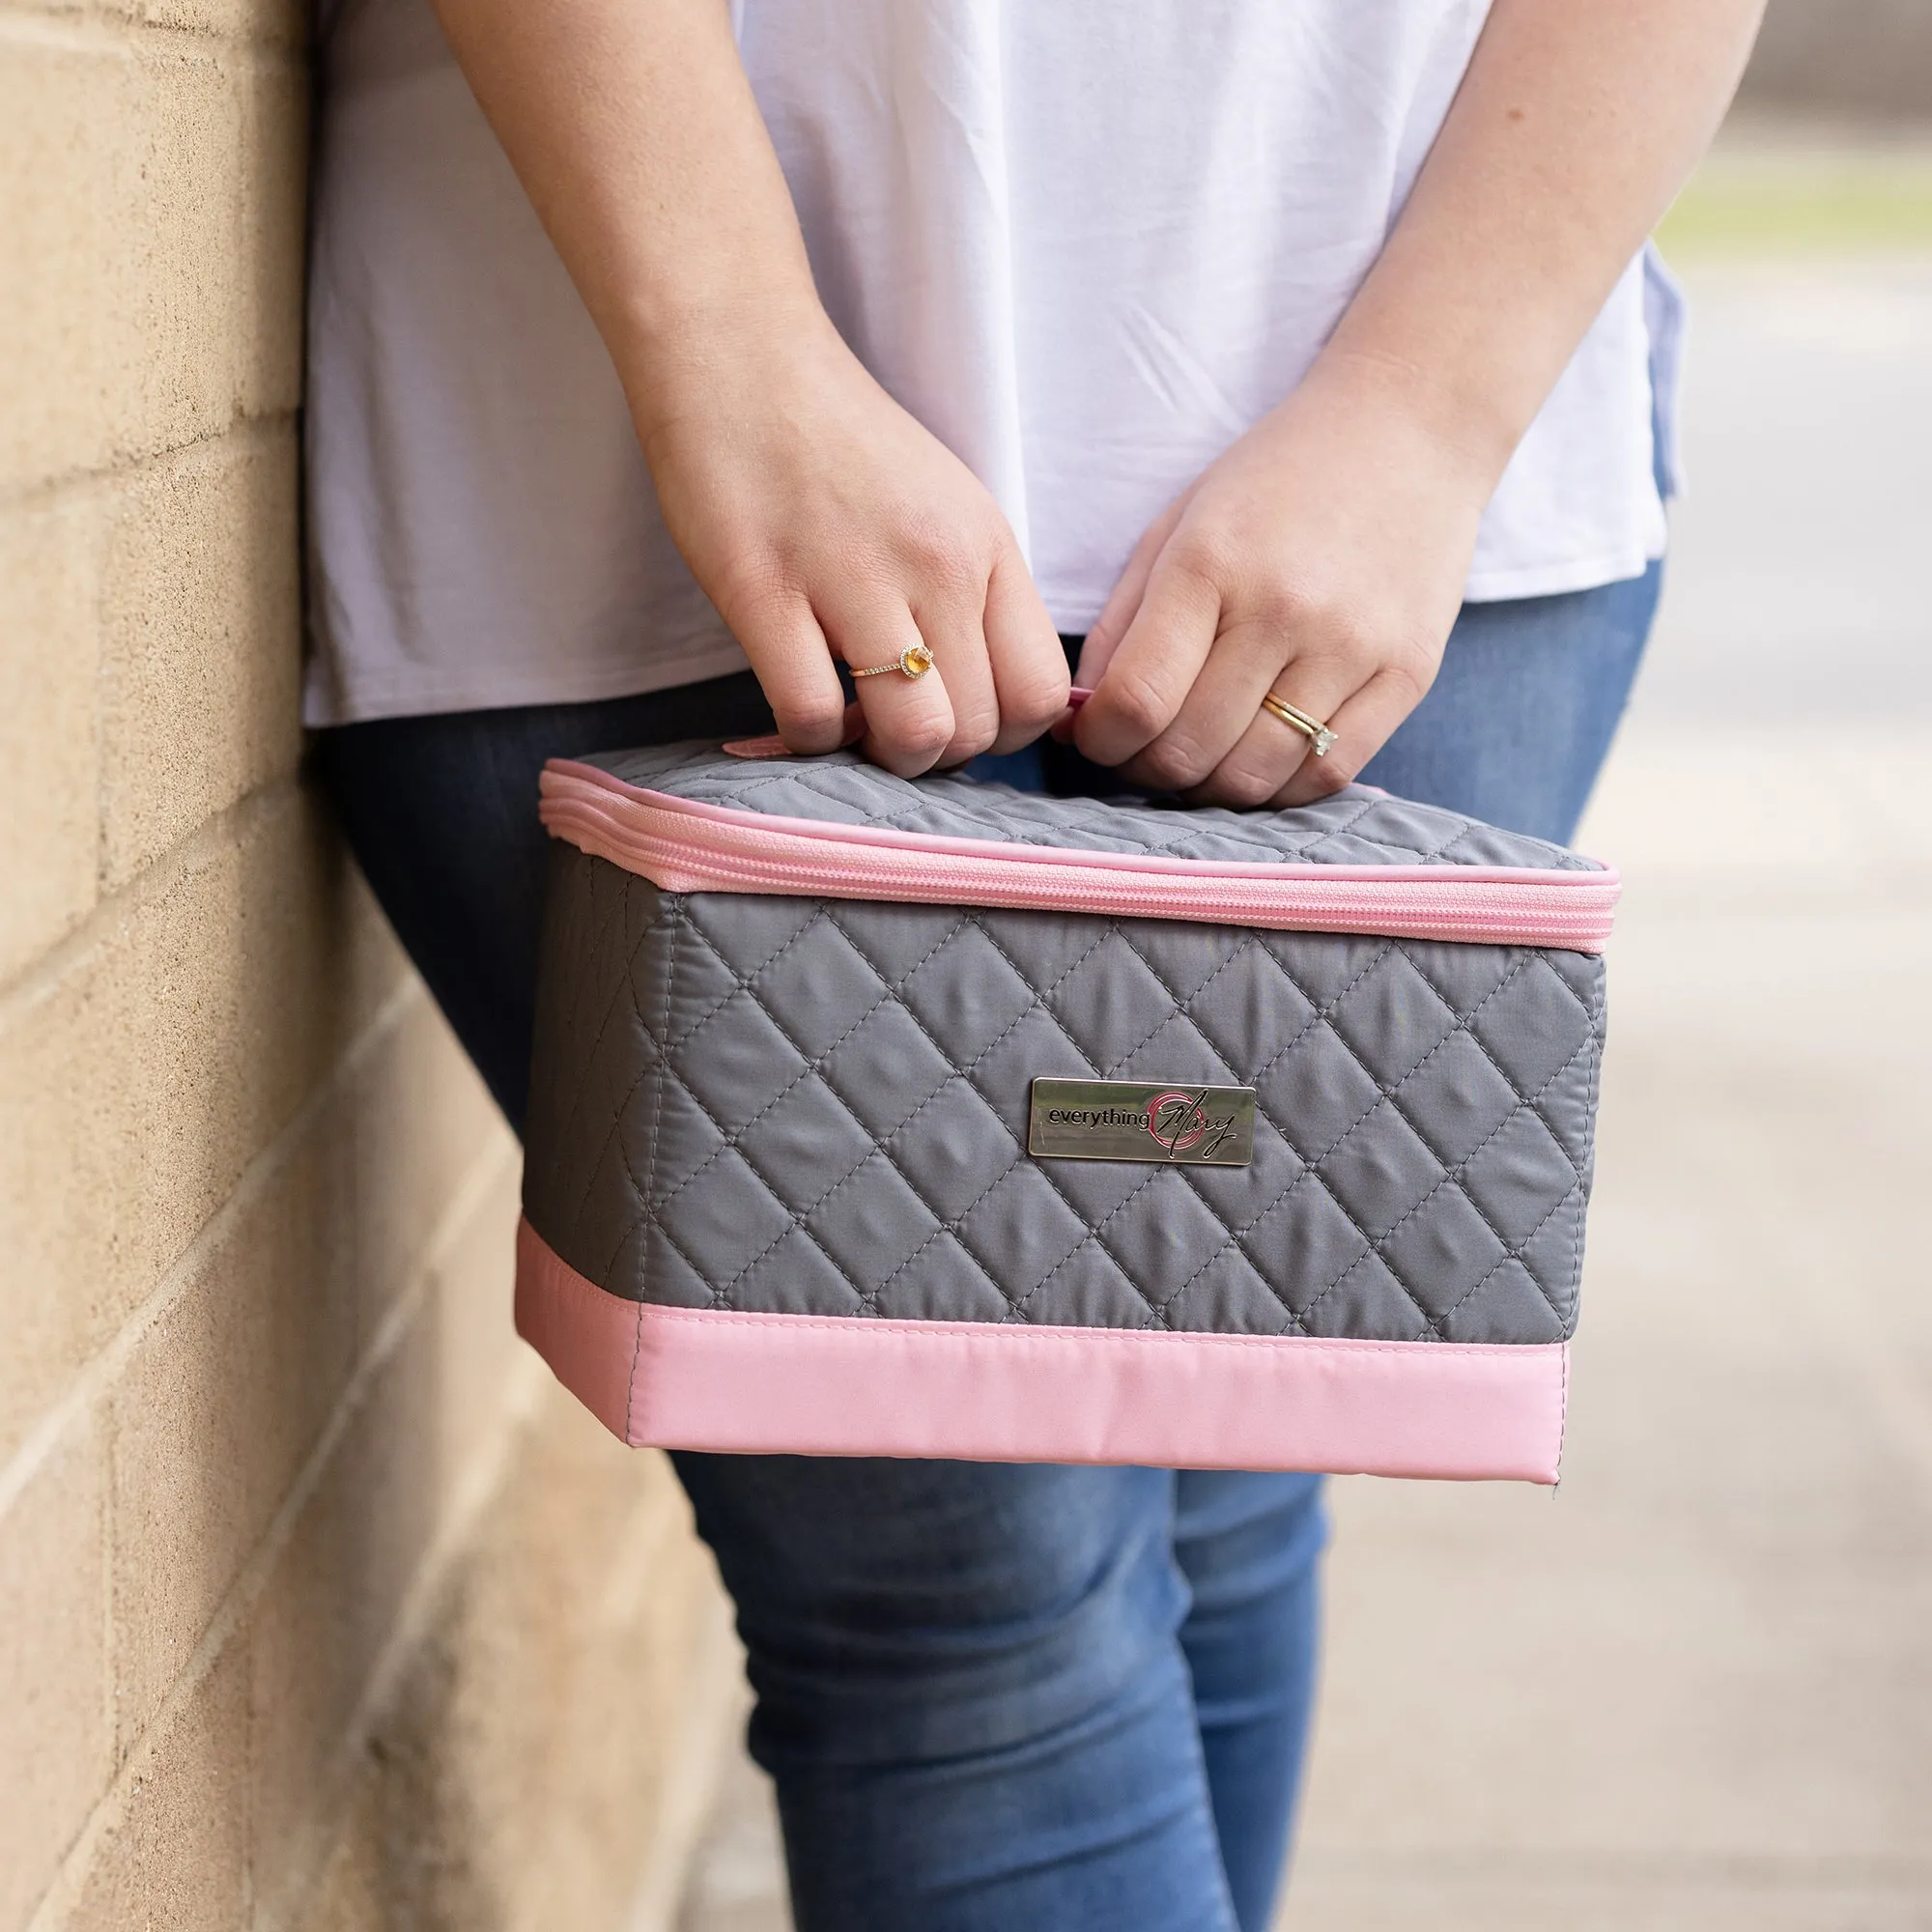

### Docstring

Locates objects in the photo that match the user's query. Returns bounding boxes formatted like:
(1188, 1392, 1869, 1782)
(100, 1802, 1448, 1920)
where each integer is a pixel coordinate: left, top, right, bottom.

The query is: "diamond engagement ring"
(1259, 691, 1337, 757)
(852, 642, 936, 681)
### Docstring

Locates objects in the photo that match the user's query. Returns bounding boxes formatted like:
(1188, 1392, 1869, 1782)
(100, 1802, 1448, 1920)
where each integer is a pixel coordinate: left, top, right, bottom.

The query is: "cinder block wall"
(0, 3, 737, 1928)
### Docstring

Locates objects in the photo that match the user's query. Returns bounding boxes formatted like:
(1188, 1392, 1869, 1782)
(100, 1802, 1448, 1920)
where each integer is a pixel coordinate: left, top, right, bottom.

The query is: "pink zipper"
(541, 762, 1619, 952)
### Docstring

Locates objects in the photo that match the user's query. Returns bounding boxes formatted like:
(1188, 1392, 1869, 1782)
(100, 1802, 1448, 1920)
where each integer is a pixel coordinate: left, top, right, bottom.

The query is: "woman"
(306, 2, 1761, 1925)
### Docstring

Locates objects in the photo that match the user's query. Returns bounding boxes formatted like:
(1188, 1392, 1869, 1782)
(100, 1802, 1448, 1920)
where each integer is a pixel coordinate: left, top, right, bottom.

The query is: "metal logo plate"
(1028, 1079, 1257, 1167)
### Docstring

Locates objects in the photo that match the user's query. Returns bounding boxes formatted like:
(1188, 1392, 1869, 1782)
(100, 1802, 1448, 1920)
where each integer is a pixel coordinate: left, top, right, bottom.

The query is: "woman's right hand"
(427, 0, 1065, 772)
(635, 309, 1069, 776)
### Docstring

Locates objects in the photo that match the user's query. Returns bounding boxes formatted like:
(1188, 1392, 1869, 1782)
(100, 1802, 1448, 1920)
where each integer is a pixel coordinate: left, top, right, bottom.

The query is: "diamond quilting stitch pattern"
(673, 904, 1132, 1323)
(522, 846, 1605, 1351)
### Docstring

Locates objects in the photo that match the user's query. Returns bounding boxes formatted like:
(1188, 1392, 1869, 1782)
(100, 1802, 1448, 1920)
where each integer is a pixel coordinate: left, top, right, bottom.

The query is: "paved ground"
(675, 169, 1932, 1932)
(1287, 715, 1932, 1929)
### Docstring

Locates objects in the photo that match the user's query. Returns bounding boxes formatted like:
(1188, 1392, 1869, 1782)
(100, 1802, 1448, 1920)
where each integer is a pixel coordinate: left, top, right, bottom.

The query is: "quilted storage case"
(516, 744, 1619, 1484)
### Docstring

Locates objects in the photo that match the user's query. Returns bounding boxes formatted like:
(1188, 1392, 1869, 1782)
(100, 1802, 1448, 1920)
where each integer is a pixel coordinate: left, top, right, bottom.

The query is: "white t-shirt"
(304, 0, 1681, 725)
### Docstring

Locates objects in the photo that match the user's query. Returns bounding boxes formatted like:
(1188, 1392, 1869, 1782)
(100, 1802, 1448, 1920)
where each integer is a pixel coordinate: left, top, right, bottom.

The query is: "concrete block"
(349, 993, 507, 1348)
(531, 1435, 732, 1932)
(106, 1098, 360, 1756)
(106, 44, 248, 466)
(422, 1142, 525, 1494)
(675, 1746, 789, 1932)
(283, 1396, 733, 1932)
(0, 789, 407, 1466)
(234, 56, 307, 418)
(62, 1640, 249, 1932)
(0, 33, 240, 489)
(280, 1775, 388, 1932)
(446, 1399, 720, 1923)
(104, 1002, 506, 1757)
(245, 1297, 442, 1932)
(0, 32, 119, 489)
(114, 0, 306, 50)
(0, 1409, 112, 1932)
(0, 495, 99, 985)
(99, 429, 303, 889)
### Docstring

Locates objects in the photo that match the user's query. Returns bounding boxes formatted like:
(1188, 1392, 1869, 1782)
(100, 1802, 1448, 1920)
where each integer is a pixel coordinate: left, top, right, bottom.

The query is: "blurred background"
(678, 20, 1932, 1932)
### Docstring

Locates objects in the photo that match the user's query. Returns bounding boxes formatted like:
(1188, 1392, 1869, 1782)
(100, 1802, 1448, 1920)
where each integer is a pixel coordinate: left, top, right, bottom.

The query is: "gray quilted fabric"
(587, 744, 1605, 872)
(525, 835, 1606, 1347)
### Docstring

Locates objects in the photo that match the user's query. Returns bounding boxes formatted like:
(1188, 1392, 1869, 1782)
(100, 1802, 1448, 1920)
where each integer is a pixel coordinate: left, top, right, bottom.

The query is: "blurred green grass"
(1658, 133, 1932, 255)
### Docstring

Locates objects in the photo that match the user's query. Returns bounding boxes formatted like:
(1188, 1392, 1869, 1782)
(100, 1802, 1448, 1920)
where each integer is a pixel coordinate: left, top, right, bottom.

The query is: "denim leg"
(1173, 1471, 1327, 1932)
(1358, 561, 1662, 845)
(313, 670, 771, 1126)
(674, 1454, 1242, 1932)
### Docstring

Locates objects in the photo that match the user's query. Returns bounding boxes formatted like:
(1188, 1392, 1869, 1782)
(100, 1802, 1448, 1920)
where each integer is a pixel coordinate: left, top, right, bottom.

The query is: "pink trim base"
(516, 1221, 1566, 1482)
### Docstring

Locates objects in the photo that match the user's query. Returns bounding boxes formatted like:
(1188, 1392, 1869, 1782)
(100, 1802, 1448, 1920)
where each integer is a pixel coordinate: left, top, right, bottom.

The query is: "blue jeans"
(317, 562, 1658, 1931)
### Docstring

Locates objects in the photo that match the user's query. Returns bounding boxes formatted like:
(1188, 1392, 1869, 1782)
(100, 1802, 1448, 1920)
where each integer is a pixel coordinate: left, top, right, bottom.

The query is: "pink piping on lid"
(540, 762, 1619, 951)
(551, 759, 1594, 884)
(515, 1219, 1568, 1482)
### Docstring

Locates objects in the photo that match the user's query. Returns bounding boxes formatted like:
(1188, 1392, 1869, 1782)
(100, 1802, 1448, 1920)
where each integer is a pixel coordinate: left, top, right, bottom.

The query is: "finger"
(909, 587, 1001, 767)
(982, 541, 1072, 755)
(731, 593, 851, 754)
(826, 609, 956, 778)
(1268, 666, 1421, 808)
(1182, 657, 1383, 808)
(1071, 545, 1221, 768)
(1073, 498, 1183, 689)
(1183, 654, 1369, 810)
(1113, 614, 1292, 795)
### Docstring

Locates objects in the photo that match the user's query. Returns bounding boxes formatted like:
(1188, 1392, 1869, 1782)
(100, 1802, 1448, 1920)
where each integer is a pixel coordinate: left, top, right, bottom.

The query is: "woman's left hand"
(1070, 357, 1500, 807)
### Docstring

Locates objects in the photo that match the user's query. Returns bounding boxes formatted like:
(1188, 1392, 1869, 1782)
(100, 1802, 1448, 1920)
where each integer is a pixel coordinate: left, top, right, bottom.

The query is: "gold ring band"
(1260, 692, 1337, 758)
(852, 643, 936, 681)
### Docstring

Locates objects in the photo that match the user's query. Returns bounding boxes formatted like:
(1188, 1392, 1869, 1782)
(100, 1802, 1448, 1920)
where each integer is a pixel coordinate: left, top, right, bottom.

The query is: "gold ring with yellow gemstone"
(852, 642, 936, 681)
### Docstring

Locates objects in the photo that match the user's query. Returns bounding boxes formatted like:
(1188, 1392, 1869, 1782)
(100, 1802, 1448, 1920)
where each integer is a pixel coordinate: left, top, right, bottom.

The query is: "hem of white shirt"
(303, 536, 1665, 728)
(300, 635, 753, 729)
(1460, 539, 1662, 605)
